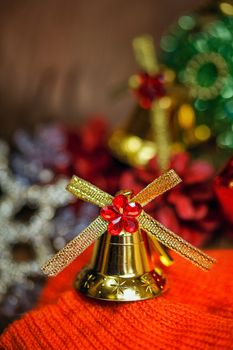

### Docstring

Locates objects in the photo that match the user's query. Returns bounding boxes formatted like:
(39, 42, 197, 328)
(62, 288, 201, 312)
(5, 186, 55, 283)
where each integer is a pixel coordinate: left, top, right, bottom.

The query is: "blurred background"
(0, 0, 233, 334)
(0, 0, 203, 137)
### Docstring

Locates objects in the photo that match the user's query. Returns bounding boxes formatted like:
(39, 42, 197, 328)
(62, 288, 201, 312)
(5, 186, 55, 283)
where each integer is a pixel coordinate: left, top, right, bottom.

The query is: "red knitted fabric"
(1, 249, 233, 350)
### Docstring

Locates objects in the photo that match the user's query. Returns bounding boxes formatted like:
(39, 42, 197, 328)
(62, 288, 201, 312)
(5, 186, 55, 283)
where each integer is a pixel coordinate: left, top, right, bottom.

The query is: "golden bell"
(109, 86, 192, 168)
(42, 173, 215, 293)
(109, 34, 203, 169)
(74, 227, 167, 302)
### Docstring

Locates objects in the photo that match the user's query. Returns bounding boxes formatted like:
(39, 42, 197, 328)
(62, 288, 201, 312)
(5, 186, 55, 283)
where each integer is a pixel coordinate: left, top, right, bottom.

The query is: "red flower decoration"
(100, 194, 142, 235)
(132, 72, 165, 109)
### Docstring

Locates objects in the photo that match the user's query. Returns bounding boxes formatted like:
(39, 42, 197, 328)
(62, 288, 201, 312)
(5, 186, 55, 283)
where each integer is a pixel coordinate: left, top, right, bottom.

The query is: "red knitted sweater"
(1, 248, 233, 350)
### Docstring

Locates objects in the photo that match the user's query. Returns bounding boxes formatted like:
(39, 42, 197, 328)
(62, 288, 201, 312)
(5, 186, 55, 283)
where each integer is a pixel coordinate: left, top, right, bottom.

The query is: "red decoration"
(132, 72, 165, 109)
(100, 194, 142, 235)
(214, 157, 233, 228)
(2, 249, 233, 350)
(120, 152, 221, 246)
(44, 117, 224, 245)
(51, 117, 124, 195)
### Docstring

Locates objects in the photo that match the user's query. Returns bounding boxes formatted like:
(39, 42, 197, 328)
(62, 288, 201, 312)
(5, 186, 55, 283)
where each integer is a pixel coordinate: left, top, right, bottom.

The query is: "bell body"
(109, 106, 157, 167)
(74, 228, 166, 301)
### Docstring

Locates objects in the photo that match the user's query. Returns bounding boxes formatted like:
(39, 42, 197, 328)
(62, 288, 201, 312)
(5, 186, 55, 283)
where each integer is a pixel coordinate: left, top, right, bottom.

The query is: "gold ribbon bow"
(42, 169, 215, 276)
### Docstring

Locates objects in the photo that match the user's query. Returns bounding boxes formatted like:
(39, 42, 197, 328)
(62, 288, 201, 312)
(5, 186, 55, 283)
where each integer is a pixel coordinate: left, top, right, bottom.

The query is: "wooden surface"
(0, 0, 205, 137)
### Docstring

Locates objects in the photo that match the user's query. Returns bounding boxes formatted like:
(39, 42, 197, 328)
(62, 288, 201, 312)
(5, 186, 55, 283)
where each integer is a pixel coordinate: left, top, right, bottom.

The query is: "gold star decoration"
(110, 279, 128, 295)
(140, 275, 158, 294)
(82, 274, 96, 289)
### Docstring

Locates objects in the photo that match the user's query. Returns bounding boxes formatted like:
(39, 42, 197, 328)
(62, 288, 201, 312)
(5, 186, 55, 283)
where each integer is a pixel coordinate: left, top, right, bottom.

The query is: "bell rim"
(74, 266, 166, 302)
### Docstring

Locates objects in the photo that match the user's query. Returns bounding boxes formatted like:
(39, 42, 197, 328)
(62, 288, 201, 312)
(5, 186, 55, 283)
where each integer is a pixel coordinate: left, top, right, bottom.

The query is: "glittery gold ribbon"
(67, 175, 113, 207)
(133, 35, 159, 75)
(133, 35, 171, 171)
(151, 101, 171, 172)
(41, 170, 215, 276)
(42, 216, 108, 276)
(133, 169, 181, 206)
(138, 212, 215, 270)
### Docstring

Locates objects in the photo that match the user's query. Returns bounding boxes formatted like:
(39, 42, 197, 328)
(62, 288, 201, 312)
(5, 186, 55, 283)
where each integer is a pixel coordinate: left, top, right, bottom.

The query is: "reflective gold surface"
(109, 129, 157, 167)
(148, 234, 174, 267)
(75, 269, 164, 301)
(109, 106, 157, 167)
(75, 229, 165, 301)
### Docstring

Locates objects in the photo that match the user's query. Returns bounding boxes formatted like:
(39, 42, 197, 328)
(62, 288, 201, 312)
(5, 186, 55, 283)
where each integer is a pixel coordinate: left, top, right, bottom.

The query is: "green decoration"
(161, 0, 233, 151)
